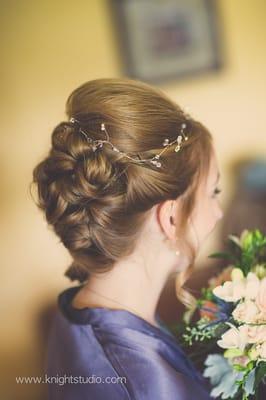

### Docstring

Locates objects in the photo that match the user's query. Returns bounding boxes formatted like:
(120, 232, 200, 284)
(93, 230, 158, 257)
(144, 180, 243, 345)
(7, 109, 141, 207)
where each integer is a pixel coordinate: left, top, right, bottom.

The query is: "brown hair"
(31, 78, 213, 309)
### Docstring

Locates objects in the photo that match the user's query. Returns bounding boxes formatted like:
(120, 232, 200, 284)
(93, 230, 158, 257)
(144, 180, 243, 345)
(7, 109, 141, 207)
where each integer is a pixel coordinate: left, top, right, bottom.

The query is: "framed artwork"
(110, 0, 223, 83)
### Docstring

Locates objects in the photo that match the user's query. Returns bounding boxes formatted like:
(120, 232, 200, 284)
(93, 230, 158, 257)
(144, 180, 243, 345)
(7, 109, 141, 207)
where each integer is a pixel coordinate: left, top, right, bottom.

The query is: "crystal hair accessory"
(69, 117, 189, 168)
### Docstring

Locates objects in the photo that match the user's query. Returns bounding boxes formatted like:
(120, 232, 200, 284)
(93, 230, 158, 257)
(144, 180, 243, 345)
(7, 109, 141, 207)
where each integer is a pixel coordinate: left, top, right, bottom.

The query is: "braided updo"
(31, 77, 213, 308)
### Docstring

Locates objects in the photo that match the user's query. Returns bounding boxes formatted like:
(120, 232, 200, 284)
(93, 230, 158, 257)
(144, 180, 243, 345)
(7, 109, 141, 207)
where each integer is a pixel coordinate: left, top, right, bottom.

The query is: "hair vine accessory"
(69, 117, 189, 168)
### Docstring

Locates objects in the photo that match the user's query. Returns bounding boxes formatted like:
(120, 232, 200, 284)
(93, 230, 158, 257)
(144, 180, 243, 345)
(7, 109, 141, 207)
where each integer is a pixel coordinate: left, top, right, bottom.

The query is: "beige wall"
(1, 0, 265, 398)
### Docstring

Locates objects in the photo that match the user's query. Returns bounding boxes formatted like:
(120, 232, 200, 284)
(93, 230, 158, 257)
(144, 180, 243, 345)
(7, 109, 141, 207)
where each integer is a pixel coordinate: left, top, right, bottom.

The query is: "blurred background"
(1, 0, 265, 398)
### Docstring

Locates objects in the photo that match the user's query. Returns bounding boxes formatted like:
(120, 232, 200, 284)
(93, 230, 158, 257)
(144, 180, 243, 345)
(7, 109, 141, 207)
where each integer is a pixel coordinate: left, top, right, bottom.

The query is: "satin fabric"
(46, 285, 213, 399)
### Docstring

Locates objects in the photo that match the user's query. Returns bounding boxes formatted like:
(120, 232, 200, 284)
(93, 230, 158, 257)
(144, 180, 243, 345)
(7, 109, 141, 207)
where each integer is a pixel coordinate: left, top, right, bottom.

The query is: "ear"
(155, 199, 179, 241)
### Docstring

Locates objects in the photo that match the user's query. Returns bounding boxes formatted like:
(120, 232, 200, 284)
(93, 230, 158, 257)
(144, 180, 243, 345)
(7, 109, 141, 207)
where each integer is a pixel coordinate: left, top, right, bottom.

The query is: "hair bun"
(64, 261, 90, 283)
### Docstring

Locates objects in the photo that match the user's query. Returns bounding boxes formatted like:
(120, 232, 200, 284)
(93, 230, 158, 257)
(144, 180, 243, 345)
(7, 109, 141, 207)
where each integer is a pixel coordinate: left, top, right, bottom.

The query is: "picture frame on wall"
(110, 0, 223, 84)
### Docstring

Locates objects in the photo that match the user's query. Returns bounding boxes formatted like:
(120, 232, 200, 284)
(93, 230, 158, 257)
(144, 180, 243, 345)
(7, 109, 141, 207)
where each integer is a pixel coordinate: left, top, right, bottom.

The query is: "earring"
(175, 249, 180, 256)
(165, 237, 180, 256)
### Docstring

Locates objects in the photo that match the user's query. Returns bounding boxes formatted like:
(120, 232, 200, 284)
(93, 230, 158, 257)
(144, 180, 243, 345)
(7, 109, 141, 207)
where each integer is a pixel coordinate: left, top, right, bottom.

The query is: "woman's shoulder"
(102, 340, 212, 400)
(46, 287, 212, 399)
(46, 310, 130, 399)
(47, 313, 211, 400)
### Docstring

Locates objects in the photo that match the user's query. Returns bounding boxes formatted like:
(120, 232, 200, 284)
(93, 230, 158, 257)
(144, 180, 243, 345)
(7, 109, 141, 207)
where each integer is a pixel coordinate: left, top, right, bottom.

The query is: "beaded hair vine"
(69, 116, 189, 168)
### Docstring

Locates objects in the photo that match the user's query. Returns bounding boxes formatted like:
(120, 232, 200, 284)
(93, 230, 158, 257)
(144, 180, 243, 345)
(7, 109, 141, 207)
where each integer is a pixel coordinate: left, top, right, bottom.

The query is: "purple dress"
(46, 285, 212, 399)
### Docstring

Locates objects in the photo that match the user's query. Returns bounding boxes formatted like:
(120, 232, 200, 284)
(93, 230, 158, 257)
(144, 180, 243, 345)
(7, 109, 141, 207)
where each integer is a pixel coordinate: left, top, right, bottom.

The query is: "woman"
(32, 78, 223, 399)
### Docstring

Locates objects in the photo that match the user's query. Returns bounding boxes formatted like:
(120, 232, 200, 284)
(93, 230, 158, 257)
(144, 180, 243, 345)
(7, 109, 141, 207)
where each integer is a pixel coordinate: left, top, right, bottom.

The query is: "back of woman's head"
(31, 77, 213, 307)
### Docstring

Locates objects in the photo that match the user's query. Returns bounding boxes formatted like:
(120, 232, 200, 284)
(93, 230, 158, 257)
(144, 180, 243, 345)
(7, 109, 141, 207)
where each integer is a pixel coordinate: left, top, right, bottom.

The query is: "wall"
(0, 1, 265, 398)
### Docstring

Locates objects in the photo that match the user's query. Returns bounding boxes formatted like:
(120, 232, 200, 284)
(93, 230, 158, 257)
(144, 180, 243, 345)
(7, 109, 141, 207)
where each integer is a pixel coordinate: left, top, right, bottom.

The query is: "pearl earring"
(175, 249, 180, 256)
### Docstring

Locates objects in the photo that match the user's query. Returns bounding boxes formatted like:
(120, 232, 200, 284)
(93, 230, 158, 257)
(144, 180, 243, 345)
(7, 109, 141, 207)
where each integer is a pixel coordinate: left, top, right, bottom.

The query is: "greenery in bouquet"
(168, 229, 266, 400)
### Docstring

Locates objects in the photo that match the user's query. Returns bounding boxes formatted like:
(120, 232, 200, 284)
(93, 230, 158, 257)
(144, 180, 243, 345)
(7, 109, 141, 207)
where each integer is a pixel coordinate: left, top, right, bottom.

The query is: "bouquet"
(169, 229, 266, 400)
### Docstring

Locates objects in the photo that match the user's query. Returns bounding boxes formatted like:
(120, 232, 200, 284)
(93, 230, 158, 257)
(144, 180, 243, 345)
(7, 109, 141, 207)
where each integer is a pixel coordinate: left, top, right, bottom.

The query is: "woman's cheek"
(202, 201, 216, 239)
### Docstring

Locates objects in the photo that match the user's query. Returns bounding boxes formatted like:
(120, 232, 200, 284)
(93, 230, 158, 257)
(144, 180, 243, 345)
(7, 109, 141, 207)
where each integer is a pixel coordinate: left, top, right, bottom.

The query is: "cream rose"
(245, 325, 266, 344)
(232, 300, 259, 323)
(255, 277, 266, 314)
(255, 311, 266, 323)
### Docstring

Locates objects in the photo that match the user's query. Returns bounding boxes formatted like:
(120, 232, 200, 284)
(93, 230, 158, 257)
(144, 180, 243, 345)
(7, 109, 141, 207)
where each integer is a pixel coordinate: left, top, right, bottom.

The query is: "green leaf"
(243, 368, 256, 396)
(208, 252, 236, 260)
(241, 232, 254, 250)
(254, 361, 266, 390)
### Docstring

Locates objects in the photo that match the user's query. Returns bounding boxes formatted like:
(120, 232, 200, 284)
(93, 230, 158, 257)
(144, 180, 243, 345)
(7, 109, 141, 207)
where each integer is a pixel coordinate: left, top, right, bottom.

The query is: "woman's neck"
(72, 257, 173, 328)
(71, 213, 186, 328)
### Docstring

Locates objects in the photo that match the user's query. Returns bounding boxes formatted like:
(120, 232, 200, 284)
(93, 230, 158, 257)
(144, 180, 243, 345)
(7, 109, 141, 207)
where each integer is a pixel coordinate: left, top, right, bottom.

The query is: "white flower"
(245, 325, 266, 344)
(255, 311, 266, 323)
(217, 328, 239, 349)
(213, 280, 246, 302)
(217, 324, 266, 352)
(232, 300, 259, 323)
(256, 277, 266, 314)
(236, 325, 250, 351)
(252, 265, 266, 279)
(231, 268, 244, 281)
(245, 272, 260, 300)
(248, 345, 260, 360)
(217, 326, 248, 351)
(248, 342, 266, 361)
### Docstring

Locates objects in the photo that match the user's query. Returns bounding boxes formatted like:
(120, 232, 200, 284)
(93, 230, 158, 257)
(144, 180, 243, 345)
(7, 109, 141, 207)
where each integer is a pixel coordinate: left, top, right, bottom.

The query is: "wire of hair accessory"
(69, 117, 189, 168)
